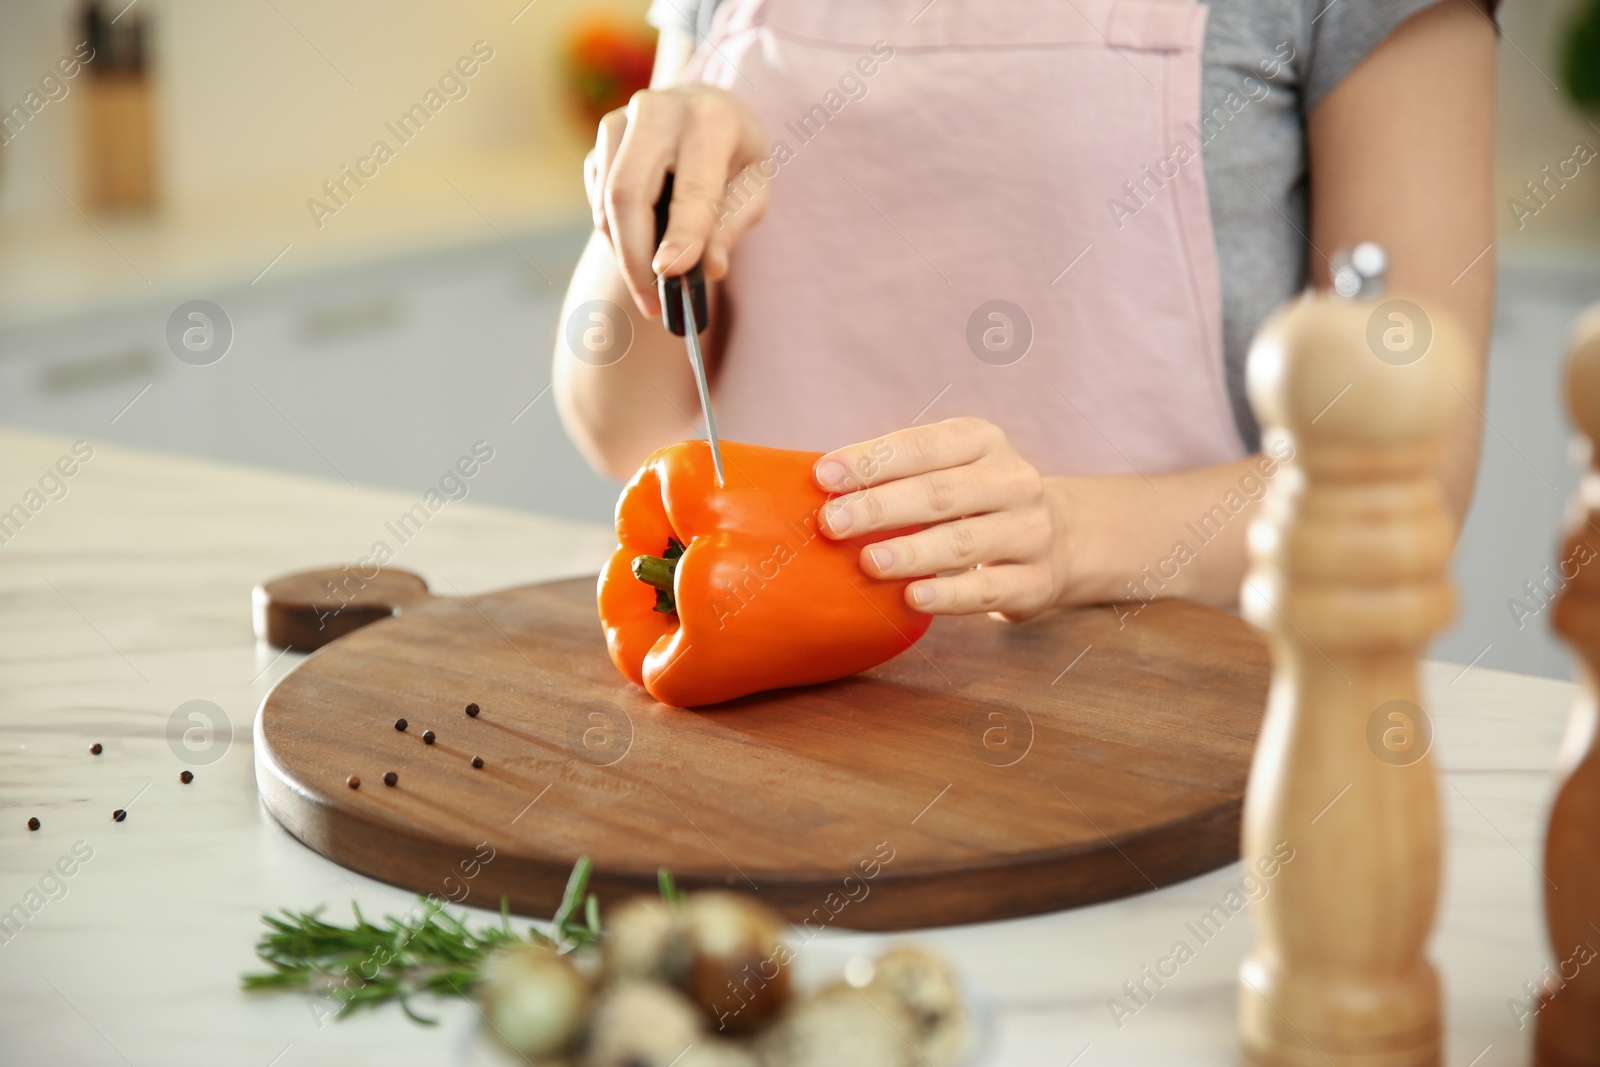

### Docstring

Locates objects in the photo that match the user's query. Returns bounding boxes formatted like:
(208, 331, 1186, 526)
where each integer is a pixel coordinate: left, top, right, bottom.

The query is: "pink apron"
(683, 0, 1245, 477)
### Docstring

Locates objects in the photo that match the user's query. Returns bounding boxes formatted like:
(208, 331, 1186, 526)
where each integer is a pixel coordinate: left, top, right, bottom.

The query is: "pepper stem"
(631, 554, 677, 592)
(632, 536, 686, 615)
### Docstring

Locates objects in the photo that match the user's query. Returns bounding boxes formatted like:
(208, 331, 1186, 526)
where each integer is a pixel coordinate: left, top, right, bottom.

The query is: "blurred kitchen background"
(0, 0, 1596, 679)
(0, 0, 648, 521)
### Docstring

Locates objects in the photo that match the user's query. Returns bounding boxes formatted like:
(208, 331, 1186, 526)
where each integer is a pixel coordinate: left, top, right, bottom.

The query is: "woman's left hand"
(813, 417, 1065, 621)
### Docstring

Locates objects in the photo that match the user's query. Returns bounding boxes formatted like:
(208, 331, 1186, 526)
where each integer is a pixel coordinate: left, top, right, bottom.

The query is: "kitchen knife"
(653, 173, 725, 488)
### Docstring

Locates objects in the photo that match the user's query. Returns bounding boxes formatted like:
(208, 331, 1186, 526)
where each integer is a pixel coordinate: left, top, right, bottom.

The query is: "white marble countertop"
(0, 428, 1569, 1066)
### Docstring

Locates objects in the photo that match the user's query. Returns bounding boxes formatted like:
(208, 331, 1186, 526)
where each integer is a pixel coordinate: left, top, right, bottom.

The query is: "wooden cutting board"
(253, 567, 1269, 930)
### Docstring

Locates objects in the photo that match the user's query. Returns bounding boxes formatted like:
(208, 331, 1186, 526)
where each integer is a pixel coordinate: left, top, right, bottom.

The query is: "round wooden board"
(255, 571, 1269, 930)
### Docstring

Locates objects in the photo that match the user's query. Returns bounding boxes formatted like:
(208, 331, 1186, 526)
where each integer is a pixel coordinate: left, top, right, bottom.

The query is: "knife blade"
(654, 173, 725, 488)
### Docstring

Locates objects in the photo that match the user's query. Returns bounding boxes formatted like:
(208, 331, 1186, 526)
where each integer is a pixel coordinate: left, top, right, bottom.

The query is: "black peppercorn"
(112, 809, 126, 822)
(383, 771, 398, 787)
(347, 776, 360, 790)
(89, 743, 102, 755)
(422, 730, 436, 745)
(394, 718, 408, 732)
(179, 770, 193, 784)
(471, 756, 483, 769)
(465, 703, 479, 717)
(27, 817, 40, 831)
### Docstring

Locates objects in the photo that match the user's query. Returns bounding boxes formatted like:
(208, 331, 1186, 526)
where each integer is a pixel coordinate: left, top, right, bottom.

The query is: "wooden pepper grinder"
(1238, 243, 1471, 1066)
(1537, 304, 1600, 1067)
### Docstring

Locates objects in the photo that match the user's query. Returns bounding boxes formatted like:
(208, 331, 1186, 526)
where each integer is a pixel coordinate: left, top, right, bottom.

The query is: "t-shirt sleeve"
(1304, 0, 1468, 106)
(647, 0, 697, 34)
(646, 0, 720, 41)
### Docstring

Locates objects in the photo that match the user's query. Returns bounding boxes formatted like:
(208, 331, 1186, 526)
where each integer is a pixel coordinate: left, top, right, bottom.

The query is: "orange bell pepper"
(597, 440, 932, 707)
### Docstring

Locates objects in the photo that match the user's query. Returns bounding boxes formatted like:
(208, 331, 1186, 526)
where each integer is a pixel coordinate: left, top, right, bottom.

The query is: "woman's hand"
(585, 84, 770, 317)
(814, 418, 1067, 621)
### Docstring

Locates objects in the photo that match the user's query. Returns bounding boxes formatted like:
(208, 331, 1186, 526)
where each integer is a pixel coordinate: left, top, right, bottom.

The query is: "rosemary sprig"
(549, 854, 603, 951)
(658, 866, 684, 905)
(242, 856, 612, 1023)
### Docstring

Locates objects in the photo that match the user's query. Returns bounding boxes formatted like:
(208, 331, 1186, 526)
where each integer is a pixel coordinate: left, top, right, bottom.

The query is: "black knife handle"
(653, 173, 709, 338)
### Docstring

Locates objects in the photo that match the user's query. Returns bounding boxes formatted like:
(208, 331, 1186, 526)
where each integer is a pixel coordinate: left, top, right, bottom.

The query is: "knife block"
(80, 70, 157, 211)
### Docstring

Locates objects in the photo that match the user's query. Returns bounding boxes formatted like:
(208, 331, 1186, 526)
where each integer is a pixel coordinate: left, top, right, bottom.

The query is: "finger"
(703, 167, 769, 280)
(588, 109, 629, 232)
(905, 564, 1053, 617)
(821, 456, 1034, 538)
(814, 417, 1002, 493)
(652, 99, 742, 278)
(859, 509, 1050, 580)
(605, 93, 679, 316)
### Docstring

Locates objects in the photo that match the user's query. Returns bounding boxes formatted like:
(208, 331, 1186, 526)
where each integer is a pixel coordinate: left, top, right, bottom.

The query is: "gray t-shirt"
(648, 0, 1443, 450)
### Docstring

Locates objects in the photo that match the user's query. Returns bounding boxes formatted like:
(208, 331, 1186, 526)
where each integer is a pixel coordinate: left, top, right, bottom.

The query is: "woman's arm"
(814, 426, 1272, 616)
(814, 0, 1495, 617)
(1306, 0, 1495, 525)
(650, 27, 696, 87)
(553, 30, 772, 480)
(554, 229, 704, 480)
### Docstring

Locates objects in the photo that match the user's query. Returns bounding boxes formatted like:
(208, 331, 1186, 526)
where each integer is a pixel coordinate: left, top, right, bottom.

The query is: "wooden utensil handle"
(253, 567, 433, 651)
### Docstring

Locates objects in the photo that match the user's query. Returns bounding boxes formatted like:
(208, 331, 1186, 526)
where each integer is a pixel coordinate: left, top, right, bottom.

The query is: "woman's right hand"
(584, 85, 771, 318)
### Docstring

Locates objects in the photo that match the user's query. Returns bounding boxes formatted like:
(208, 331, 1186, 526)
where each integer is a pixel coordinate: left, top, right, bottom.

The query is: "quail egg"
(478, 945, 589, 1060)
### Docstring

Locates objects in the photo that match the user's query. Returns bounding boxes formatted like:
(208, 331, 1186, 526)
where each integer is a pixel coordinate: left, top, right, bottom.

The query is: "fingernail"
(653, 243, 684, 274)
(867, 545, 895, 572)
(911, 585, 935, 608)
(826, 502, 853, 535)
(816, 459, 848, 489)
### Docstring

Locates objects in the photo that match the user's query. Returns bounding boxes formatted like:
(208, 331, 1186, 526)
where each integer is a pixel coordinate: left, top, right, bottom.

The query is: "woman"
(554, 0, 1494, 620)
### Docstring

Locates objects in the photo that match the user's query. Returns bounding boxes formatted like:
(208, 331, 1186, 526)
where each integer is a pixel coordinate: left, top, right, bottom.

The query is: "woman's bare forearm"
(1047, 454, 1285, 611)
(553, 232, 702, 480)
(1307, 0, 1494, 527)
